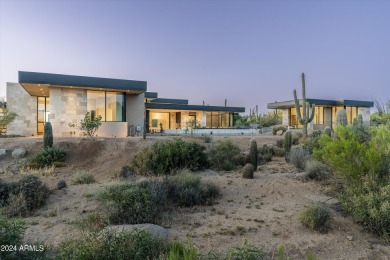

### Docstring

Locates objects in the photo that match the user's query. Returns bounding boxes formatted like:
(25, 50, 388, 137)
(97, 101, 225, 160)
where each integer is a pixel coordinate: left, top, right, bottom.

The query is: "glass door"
(37, 97, 50, 134)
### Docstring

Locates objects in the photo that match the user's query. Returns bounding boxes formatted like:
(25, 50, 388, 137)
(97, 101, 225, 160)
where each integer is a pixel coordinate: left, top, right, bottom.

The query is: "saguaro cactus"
(43, 122, 53, 148)
(336, 109, 348, 126)
(293, 73, 315, 136)
(249, 138, 258, 170)
(284, 131, 292, 152)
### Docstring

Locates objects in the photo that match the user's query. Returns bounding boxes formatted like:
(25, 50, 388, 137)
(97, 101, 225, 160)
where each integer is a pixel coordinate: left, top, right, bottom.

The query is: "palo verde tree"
(293, 73, 315, 137)
(69, 112, 102, 140)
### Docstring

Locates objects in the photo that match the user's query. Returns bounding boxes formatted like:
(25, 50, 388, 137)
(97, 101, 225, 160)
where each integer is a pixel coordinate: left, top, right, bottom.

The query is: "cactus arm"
(293, 89, 304, 124)
(309, 104, 316, 122)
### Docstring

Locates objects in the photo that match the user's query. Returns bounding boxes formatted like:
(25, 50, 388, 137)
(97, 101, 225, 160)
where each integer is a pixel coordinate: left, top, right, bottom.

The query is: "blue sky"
(1, 0, 389, 113)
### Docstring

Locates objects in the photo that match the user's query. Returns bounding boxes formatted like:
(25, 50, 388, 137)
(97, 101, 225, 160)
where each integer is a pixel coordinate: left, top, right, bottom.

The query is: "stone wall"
(49, 88, 87, 137)
(6, 83, 37, 136)
(282, 109, 289, 126)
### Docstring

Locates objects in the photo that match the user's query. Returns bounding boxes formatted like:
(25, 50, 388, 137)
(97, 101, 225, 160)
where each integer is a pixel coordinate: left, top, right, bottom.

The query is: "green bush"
(305, 160, 331, 180)
(165, 240, 199, 259)
(208, 139, 243, 171)
(131, 138, 209, 175)
(289, 145, 309, 170)
(204, 134, 212, 143)
(272, 147, 285, 157)
(71, 171, 96, 185)
(340, 180, 390, 238)
(299, 204, 332, 233)
(0, 211, 47, 259)
(97, 182, 163, 225)
(258, 144, 273, 164)
(272, 125, 287, 135)
(168, 170, 220, 207)
(30, 146, 66, 168)
(3, 175, 49, 217)
(226, 239, 266, 260)
(59, 229, 166, 260)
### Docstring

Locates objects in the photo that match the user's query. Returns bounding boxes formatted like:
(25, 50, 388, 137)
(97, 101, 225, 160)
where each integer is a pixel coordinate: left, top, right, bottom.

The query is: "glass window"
(290, 107, 303, 128)
(37, 97, 50, 134)
(106, 92, 125, 122)
(332, 107, 343, 127)
(149, 112, 169, 131)
(87, 91, 125, 122)
(87, 91, 106, 121)
(315, 106, 324, 124)
(206, 112, 212, 127)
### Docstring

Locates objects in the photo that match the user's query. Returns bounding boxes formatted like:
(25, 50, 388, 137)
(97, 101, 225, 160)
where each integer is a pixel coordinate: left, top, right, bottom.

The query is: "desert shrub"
(165, 240, 199, 259)
(258, 144, 273, 164)
(292, 131, 303, 145)
(167, 169, 220, 207)
(340, 180, 390, 238)
(276, 139, 284, 148)
(68, 112, 102, 140)
(272, 147, 285, 157)
(204, 134, 212, 143)
(272, 125, 287, 135)
(299, 204, 332, 233)
(71, 171, 96, 185)
(0, 211, 47, 259)
(131, 138, 209, 175)
(0, 179, 11, 206)
(59, 229, 166, 260)
(73, 213, 109, 232)
(226, 239, 266, 260)
(53, 161, 65, 167)
(29, 146, 66, 168)
(97, 182, 163, 225)
(289, 145, 309, 170)
(242, 163, 254, 179)
(57, 180, 67, 190)
(3, 175, 49, 217)
(305, 160, 331, 180)
(208, 139, 243, 171)
(0, 211, 25, 245)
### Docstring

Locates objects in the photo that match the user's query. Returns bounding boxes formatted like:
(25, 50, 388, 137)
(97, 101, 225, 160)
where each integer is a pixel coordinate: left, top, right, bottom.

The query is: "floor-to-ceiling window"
(205, 112, 232, 128)
(346, 106, 358, 124)
(315, 106, 324, 124)
(87, 90, 125, 122)
(149, 112, 170, 132)
(37, 97, 50, 134)
(290, 107, 303, 128)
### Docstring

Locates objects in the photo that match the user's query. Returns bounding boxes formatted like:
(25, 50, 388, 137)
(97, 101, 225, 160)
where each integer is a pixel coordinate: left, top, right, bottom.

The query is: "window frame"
(87, 90, 126, 122)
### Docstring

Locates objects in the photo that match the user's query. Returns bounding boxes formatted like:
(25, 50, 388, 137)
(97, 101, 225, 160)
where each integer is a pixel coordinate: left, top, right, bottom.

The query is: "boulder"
(0, 149, 11, 159)
(12, 148, 27, 159)
(103, 224, 168, 241)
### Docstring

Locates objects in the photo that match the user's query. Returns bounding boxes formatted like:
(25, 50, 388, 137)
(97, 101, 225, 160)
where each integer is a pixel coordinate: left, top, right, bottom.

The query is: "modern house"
(6, 71, 245, 137)
(267, 98, 374, 132)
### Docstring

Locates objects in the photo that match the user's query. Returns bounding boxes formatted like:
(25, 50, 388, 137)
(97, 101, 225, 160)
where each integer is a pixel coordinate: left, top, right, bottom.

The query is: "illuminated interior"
(206, 112, 232, 128)
(37, 97, 50, 134)
(87, 90, 125, 122)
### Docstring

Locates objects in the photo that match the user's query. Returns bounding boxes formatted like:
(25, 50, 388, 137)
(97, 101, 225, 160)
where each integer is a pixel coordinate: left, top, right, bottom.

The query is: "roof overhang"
(146, 103, 245, 113)
(149, 98, 189, 105)
(19, 71, 147, 96)
(267, 99, 374, 109)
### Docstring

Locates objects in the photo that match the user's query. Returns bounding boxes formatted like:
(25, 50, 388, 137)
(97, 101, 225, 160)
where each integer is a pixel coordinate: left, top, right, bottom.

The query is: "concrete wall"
(126, 93, 145, 134)
(49, 88, 87, 137)
(358, 107, 371, 126)
(6, 83, 37, 136)
(96, 122, 128, 138)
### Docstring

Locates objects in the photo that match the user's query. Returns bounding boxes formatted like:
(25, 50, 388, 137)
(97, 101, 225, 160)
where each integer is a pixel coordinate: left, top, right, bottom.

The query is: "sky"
(0, 0, 389, 114)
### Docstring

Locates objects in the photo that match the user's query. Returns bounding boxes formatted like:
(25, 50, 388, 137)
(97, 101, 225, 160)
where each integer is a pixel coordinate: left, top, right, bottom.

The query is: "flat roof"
(18, 71, 147, 96)
(145, 92, 158, 99)
(146, 103, 245, 113)
(149, 98, 189, 105)
(267, 98, 374, 109)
